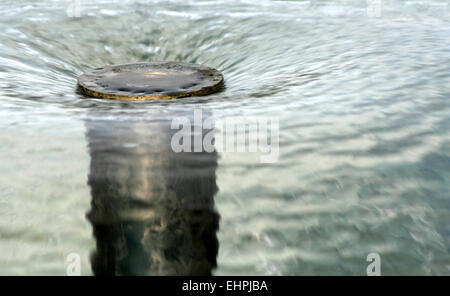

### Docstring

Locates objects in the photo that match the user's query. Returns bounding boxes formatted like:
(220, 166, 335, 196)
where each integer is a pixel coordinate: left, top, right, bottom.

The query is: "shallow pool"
(0, 0, 449, 275)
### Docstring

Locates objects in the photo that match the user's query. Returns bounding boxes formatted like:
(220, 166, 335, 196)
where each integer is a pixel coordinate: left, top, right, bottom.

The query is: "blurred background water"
(0, 0, 449, 275)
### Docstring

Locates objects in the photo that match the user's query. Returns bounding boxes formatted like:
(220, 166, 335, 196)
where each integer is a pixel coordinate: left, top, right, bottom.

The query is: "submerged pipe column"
(84, 111, 219, 275)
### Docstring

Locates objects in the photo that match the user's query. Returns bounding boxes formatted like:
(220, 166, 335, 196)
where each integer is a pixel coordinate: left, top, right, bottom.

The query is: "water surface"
(0, 0, 449, 275)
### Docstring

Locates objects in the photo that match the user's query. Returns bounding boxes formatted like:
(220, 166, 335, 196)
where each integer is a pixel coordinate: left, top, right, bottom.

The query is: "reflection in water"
(84, 111, 219, 275)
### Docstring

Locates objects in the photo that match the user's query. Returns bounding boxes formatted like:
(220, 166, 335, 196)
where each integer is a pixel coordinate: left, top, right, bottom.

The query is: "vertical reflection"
(84, 111, 219, 275)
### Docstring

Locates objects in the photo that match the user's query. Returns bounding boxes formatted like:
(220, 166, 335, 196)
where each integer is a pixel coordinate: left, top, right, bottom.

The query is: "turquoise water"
(0, 0, 449, 275)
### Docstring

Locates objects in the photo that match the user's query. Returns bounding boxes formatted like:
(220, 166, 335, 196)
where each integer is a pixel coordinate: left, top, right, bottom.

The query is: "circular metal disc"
(77, 62, 224, 101)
